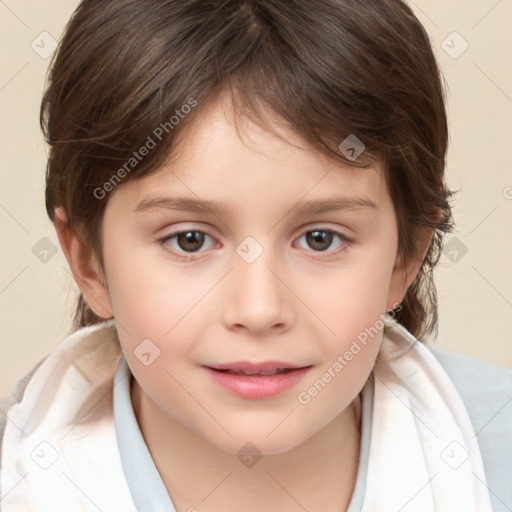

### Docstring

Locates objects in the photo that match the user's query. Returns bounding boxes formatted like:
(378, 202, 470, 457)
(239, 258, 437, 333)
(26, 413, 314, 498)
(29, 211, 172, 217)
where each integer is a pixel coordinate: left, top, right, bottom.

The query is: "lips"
(203, 361, 312, 399)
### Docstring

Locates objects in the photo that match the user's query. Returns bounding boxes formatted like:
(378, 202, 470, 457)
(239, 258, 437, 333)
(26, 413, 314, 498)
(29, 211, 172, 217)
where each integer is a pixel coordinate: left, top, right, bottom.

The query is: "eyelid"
(292, 221, 353, 241)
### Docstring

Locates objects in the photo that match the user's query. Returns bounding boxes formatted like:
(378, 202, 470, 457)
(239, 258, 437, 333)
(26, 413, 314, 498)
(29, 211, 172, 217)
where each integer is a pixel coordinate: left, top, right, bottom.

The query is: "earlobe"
(53, 207, 114, 319)
(386, 227, 434, 310)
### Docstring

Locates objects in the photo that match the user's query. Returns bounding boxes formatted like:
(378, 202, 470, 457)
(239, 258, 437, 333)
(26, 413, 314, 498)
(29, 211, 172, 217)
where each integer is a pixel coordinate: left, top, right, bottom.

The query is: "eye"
(295, 229, 351, 253)
(161, 230, 217, 255)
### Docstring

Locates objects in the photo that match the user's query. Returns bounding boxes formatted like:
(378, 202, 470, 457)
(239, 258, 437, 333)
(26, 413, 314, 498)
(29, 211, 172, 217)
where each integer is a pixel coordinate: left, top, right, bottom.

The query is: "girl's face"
(98, 96, 407, 455)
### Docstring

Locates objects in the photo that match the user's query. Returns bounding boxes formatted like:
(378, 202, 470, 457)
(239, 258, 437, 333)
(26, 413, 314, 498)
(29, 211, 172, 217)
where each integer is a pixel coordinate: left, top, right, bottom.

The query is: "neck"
(131, 381, 361, 512)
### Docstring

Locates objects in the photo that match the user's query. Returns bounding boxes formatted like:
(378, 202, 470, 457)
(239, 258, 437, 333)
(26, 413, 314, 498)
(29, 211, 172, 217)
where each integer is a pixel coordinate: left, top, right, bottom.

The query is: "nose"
(221, 250, 294, 336)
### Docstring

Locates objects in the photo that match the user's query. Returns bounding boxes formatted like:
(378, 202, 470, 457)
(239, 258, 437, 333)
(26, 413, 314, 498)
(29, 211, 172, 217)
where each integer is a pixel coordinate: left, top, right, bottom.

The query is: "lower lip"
(203, 367, 311, 399)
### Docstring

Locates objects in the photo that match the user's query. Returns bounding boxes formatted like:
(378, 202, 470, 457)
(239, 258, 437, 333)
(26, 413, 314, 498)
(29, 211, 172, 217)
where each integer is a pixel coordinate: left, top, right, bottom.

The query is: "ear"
(386, 226, 434, 310)
(54, 207, 114, 319)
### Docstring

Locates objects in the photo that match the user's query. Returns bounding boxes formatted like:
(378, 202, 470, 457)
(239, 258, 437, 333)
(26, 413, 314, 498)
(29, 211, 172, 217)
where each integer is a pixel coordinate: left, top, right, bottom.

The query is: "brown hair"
(41, 0, 454, 340)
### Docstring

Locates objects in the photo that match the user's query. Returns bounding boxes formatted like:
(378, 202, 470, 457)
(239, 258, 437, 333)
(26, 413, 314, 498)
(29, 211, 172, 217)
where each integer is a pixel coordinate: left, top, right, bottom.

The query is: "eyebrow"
(134, 195, 378, 216)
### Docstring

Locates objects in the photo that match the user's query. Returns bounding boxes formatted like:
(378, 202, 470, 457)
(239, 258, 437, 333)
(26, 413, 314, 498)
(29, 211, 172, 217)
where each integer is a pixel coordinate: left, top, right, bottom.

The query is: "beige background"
(1, 0, 511, 398)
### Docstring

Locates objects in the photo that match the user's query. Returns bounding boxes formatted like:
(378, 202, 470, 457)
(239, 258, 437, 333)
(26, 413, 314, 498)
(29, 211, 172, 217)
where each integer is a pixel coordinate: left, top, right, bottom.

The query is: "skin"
(55, 93, 432, 512)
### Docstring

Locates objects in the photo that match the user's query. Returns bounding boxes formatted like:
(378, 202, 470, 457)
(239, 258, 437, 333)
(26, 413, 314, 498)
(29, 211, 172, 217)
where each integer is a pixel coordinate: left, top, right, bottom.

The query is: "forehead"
(108, 94, 390, 216)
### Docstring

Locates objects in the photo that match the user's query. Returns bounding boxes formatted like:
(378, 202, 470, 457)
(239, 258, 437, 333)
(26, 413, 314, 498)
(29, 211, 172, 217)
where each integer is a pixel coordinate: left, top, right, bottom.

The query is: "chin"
(204, 427, 308, 458)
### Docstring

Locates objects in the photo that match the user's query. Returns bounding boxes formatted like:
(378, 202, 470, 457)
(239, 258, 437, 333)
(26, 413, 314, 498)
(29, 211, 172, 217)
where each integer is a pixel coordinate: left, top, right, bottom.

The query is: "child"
(1, 0, 511, 510)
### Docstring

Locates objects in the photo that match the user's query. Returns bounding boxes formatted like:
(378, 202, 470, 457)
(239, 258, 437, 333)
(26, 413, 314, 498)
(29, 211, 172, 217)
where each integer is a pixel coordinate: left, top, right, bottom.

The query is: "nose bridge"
(222, 240, 292, 333)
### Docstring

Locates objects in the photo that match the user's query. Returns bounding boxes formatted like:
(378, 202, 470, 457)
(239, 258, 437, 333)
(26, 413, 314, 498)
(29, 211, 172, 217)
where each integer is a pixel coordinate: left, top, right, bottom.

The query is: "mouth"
(203, 361, 312, 399)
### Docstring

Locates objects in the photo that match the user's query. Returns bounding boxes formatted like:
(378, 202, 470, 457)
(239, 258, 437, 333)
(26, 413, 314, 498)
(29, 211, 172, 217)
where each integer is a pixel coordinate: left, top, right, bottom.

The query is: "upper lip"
(205, 361, 309, 372)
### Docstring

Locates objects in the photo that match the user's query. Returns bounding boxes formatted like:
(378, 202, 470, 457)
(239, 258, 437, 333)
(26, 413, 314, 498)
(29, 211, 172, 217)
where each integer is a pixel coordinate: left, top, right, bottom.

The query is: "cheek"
(102, 247, 218, 387)
(305, 255, 394, 336)
(297, 247, 395, 392)
(296, 274, 387, 423)
(102, 240, 202, 336)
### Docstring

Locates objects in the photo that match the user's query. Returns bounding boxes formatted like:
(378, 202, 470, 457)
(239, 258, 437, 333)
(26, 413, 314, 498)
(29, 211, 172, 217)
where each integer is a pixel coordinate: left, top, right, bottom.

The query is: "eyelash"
(158, 227, 353, 261)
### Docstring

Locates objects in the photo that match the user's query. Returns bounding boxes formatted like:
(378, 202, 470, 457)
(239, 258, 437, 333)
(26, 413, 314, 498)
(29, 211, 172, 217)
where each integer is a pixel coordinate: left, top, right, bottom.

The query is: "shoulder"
(427, 344, 512, 433)
(427, 344, 512, 401)
(427, 344, 512, 511)
(0, 320, 120, 466)
(426, 345, 512, 408)
(0, 356, 47, 468)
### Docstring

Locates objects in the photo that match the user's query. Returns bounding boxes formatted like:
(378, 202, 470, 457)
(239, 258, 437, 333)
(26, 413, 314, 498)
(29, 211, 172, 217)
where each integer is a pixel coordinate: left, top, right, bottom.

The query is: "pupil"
(178, 231, 205, 252)
(307, 230, 333, 251)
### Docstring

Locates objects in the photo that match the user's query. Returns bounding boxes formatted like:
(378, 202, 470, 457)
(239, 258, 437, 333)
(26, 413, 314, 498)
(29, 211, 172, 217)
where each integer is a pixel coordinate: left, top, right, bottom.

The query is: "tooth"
(224, 368, 293, 376)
